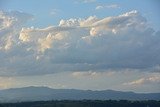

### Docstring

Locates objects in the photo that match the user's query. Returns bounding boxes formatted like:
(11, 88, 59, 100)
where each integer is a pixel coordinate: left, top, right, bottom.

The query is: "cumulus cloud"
(0, 11, 32, 51)
(0, 10, 160, 76)
(19, 26, 75, 53)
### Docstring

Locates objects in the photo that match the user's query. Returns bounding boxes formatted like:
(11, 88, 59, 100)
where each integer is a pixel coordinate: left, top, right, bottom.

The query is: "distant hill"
(0, 86, 159, 102)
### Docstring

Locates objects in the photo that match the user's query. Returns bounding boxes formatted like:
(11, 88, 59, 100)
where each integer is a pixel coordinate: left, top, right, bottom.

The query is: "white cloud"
(19, 26, 75, 54)
(0, 10, 160, 76)
(59, 18, 81, 27)
(123, 75, 160, 86)
(38, 33, 54, 53)
(106, 4, 119, 8)
(95, 6, 103, 10)
(83, 0, 96, 3)
(80, 16, 98, 27)
(90, 10, 147, 35)
(72, 71, 115, 78)
(50, 9, 60, 16)
(72, 71, 98, 77)
(123, 78, 145, 85)
(76, 0, 96, 4)
(95, 4, 120, 10)
(0, 36, 13, 50)
(0, 11, 32, 51)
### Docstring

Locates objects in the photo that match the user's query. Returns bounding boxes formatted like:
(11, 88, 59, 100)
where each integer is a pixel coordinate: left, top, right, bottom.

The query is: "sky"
(0, 0, 160, 93)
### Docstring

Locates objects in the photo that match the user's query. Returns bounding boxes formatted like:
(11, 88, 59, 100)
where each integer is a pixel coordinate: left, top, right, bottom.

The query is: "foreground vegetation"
(0, 100, 160, 107)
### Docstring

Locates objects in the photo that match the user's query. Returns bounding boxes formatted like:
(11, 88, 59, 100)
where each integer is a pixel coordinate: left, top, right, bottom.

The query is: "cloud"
(82, 0, 96, 3)
(123, 75, 160, 86)
(76, 0, 96, 4)
(0, 77, 15, 89)
(95, 6, 103, 10)
(0, 10, 160, 76)
(95, 4, 120, 10)
(19, 26, 75, 53)
(106, 4, 120, 8)
(72, 71, 115, 78)
(0, 11, 33, 51)
(50, 9, 60, 16)
(72, 71, 98, 77)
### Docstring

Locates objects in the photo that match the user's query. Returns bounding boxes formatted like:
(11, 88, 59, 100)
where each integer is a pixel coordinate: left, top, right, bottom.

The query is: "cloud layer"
(0, 10, 160, 76)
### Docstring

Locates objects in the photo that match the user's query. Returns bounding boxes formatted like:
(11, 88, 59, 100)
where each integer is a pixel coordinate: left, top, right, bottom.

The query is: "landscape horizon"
(0, 86, 160, 107)
(0, 86, 160, 103)
(1, 85, 160, 94)
(0, 0, 160, 106)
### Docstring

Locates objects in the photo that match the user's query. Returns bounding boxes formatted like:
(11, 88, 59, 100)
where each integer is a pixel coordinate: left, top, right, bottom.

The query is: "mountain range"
(0, 86, 159, 102)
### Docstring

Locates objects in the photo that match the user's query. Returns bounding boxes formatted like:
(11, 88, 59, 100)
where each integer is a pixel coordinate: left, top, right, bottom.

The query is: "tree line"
(0, 100, 160, 107)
